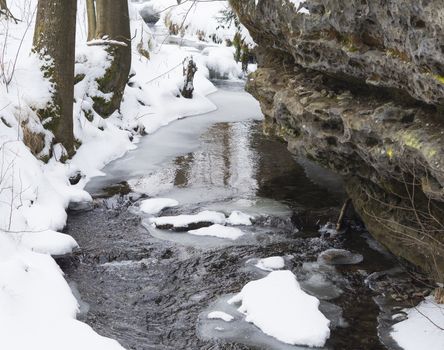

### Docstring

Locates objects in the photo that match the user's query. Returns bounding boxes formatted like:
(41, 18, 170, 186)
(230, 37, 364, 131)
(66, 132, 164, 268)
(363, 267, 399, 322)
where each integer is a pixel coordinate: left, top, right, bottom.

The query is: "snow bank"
(8, 230, 79, 256)
(189, 224, 244, 240)
(228, 270, 330, 347)
(0, 234, 123, 350)
(391, 296, 444, 350)
(140, 198, 179, 215)
(202, 47, 243, 80)
(255, 257, 285, 271)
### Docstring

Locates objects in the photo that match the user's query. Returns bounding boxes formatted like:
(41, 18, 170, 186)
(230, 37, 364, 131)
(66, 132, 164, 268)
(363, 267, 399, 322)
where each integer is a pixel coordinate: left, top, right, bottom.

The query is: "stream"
(60, 81, 409, 350)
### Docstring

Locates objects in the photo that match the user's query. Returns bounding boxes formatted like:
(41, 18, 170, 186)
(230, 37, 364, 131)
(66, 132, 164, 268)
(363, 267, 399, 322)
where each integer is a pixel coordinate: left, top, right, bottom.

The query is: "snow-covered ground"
(0, 0, 250, 348)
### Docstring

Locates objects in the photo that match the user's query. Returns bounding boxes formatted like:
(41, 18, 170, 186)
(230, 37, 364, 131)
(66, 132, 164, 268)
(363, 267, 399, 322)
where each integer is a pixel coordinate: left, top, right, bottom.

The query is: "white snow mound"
(391, 296, 444, 350)
(189, 224, 244, 240)
(255, 256, 285, 271)
(227, 211, 253, 226)
(140, 198, 179, 215)
(228, 270, 330, 347)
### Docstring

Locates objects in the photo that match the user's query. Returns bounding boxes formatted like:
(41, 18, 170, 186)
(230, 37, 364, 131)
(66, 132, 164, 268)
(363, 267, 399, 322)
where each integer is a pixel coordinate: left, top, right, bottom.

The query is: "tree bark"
(92, 0, 131, 117)
(33, 0, 76, 156)
(86, 0, 96, 41)
(0, 0, 18, 22)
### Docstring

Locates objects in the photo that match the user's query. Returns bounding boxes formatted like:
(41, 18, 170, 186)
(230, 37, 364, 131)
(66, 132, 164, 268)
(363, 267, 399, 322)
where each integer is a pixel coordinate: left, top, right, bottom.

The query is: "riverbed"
(60, 81, 407, 350)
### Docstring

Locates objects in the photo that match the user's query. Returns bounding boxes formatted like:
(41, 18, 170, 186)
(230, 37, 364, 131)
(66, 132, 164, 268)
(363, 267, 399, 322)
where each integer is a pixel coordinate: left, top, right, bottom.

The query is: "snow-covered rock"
(317, 249, 363, 265)
(139, 198, 179, 215)
(151, 210, 226, 230)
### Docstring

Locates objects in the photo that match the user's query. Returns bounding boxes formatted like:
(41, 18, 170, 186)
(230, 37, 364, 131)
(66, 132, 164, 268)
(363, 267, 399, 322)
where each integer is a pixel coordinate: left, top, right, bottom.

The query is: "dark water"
(61, 84, 403, 350)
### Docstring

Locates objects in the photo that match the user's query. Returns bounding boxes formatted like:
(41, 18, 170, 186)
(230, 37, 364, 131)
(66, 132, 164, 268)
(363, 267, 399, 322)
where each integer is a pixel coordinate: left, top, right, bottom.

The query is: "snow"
(208, 311, 235, 322)
(189, 224, 244, 240)
(255, 257, 285, 271)
(318, 222, 338, 237)
(227, 211, 253, 226)
(391, 296, 444, 350)
(151, 210, 226, 228)
(139, 198, 179, 215)
(0, 234, 123, 350)
(202, 47, 243, 80)
(146, 0, 254, 45)
(228, 270, 330, 347)
(7, 230, 79, 256)
(288, 0, 310, 14)
(0, 0, 250, 348)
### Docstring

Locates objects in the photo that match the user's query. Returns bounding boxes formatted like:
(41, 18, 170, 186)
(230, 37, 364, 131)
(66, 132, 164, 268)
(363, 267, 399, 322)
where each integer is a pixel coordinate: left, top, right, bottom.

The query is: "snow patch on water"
(226, 211, 253, 226)
(228, 270, 330, 347)
(255, 256, 285, 271)
(189, 224, 244, 240)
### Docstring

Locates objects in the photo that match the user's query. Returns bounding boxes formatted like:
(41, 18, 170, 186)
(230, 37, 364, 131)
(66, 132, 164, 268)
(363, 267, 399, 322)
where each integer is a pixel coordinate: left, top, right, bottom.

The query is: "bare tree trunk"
(86, 0, 97, 41)
(181, 57, 197, 99)
(0, 0, 18, 23)
(33, 0, 76, 156)
(92, 0, 131, 117)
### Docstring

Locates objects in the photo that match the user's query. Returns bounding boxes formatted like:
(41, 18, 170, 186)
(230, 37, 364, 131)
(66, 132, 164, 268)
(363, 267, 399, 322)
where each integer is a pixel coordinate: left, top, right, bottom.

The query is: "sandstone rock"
(231, 0, 444, 281)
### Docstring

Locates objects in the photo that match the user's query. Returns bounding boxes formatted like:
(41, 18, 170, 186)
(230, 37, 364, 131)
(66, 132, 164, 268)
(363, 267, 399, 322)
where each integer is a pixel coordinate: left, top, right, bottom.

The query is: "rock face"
(231, 0, 444, 106)
(230, 0, 444, 280)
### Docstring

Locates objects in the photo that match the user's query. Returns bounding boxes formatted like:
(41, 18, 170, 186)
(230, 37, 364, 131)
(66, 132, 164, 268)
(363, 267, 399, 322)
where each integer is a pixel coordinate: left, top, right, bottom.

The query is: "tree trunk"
(33, 0, 76, 156)
(180, 57, 197, 99)
(92, 0, 131, 117)
(86, 0, 96, 41)
(0, 0, 18, 22)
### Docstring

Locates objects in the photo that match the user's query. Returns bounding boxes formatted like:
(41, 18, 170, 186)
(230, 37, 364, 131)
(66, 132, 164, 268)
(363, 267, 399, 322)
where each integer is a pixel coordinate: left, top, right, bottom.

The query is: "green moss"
(433, 74, 444, 84)
(233, 32, 242, 62)
(74, 73, 86, 85)
(386, 48, 410, 62)
(39, 154, 50, 163)
(83, 108, 94, 122)
(93, 45, 128, 118)
(37, 103, 60, 135)
(386, 147, 394, 159)
(74, 138, 82, 150)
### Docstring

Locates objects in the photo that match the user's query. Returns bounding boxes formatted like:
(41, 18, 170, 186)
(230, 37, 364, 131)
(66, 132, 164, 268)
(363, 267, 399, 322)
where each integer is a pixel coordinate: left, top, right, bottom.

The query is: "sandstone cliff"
(230, 0, 444, 280)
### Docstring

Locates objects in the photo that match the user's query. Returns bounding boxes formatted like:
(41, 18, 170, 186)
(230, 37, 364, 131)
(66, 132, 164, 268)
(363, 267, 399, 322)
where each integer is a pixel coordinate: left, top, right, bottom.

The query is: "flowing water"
(60, 81, 406, 350)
